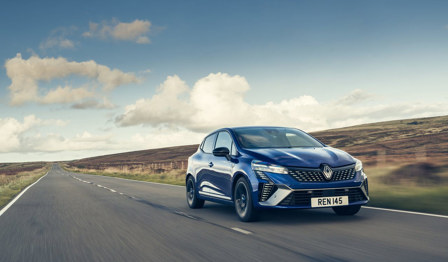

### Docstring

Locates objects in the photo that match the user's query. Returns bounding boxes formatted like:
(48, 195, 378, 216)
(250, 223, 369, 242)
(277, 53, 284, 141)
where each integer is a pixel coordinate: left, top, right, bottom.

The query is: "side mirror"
(213, 147, 231, 161)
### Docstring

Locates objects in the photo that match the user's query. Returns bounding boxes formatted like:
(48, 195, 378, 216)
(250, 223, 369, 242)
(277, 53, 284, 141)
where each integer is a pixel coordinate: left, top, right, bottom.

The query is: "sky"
(1, 0, 448, 162)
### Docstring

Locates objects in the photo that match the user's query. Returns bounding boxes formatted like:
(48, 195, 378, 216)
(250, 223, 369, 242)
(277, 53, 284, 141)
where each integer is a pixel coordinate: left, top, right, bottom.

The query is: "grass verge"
(63, 165, 185, 186)
(366, 165, 448, 215)
(368, 185, 448, 215)
(0, 165, 50, 209)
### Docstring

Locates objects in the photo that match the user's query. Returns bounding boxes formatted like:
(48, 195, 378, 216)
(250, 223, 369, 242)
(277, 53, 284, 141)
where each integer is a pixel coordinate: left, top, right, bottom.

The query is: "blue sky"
(1, 0, 448, 162)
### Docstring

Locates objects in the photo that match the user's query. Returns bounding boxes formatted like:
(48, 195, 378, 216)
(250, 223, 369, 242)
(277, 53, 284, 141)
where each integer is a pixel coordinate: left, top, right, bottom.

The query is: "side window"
(231, 142, 238, 156)
(215, 131, 233, 151)
(202, 133, 217, 154)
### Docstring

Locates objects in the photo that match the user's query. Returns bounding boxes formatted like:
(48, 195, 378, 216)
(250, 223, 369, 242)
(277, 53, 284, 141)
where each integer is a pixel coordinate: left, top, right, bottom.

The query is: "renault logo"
(322, 165, 333, 180)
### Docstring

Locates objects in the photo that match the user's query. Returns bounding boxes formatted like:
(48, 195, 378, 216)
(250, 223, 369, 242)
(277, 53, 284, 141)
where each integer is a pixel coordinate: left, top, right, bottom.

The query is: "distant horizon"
(3, 113, 445, 164)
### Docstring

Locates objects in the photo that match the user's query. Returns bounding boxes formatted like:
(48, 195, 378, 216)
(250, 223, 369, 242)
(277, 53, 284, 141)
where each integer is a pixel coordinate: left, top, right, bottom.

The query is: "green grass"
(0, 166, 50, 209)
(368, 185, 448, 215)
(366, 165, 448, 215)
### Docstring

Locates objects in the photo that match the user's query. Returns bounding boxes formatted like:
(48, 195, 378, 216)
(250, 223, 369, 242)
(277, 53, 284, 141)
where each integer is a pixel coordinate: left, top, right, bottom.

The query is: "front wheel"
(234, 178, 258, 222)
(332, 205, 361, 216)
(186, 177, 204, 209)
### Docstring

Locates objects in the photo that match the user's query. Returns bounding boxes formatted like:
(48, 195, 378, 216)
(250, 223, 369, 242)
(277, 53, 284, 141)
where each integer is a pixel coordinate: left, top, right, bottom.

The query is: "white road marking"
(72, 176, 123, 195)
(0, 172, 48, 218)
(364, 206, 448, 219)
(231, 227, 252, 235)
(76, 174, 184, 188)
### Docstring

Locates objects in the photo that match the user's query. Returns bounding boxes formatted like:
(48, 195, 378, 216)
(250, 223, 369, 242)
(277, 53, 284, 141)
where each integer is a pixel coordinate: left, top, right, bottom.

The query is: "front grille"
(279, 188, 367, 206)
(288, 165, 356, 182)
(258, 183, 277, 202)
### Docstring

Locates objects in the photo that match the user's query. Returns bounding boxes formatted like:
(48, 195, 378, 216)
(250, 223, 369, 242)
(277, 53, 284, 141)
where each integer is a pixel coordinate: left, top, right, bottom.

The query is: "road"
(1, 165, 447, 262)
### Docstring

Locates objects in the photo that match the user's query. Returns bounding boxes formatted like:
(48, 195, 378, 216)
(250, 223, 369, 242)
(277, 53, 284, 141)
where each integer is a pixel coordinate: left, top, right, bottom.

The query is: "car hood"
(244, 147, 354, 168)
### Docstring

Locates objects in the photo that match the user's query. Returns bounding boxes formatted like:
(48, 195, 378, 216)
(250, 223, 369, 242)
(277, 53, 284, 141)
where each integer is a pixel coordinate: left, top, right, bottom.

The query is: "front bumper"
(254, 170, 369, 209)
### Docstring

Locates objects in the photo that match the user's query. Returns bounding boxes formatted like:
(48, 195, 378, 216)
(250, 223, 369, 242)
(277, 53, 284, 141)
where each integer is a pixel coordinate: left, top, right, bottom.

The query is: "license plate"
(311, 196, 348, 208)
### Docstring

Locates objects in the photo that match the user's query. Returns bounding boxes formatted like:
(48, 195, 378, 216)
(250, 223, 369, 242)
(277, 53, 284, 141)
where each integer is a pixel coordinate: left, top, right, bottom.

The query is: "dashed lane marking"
(70, 175, 257, 237)
(76, 174, 184, 188)
(231, 227, 252, 235)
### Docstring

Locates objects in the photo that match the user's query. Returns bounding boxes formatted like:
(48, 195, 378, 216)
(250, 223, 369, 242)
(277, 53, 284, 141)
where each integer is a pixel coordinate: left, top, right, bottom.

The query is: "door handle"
(209, 162, 214, 168)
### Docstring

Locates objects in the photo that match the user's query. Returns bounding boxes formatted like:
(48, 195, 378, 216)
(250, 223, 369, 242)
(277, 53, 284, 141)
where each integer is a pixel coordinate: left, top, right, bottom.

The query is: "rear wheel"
(234, 177, 258, 222)
(186, 176, 204, 209)
(332, 205, 361, 216)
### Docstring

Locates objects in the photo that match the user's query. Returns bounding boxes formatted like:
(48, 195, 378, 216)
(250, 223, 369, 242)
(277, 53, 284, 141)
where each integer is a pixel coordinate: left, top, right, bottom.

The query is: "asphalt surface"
(1, 164, 447, 262)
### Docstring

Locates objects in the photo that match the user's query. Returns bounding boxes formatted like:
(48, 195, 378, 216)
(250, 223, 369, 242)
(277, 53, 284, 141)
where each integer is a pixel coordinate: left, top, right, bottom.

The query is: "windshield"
(233, 127, 323, 149)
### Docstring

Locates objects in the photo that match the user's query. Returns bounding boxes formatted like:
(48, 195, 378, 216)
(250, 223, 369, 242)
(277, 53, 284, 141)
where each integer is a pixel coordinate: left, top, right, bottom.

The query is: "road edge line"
(364, 206, 448, 219)
(0, 172, 48, 218)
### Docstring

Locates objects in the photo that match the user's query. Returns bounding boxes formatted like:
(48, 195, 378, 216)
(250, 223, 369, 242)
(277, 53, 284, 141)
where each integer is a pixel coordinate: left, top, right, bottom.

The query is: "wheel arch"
(232, 171, 253, 200)
(185, 173, 195, 185)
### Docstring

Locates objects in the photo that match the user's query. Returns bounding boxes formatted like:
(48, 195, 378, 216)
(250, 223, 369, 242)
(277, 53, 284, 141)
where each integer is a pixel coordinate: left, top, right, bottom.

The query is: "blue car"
(186, 126, 369, 221)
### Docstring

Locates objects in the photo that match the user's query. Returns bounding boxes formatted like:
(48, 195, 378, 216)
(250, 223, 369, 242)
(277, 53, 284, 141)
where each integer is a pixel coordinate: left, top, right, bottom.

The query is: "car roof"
(210, 126, 300, 134)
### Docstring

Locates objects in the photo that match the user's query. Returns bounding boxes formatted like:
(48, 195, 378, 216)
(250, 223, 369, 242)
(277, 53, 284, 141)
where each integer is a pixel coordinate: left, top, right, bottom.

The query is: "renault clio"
(186, 127, 369, 221)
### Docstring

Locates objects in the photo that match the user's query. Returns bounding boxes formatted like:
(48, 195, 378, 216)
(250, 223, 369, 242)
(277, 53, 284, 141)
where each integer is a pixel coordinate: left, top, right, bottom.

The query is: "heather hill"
(68, 115, 448, 171)
(312, 115, 448, 166)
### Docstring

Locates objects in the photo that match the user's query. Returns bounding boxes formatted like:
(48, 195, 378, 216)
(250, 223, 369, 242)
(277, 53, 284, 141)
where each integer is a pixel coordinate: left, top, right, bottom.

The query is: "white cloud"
(4, 53, 139, 106)
(27, 132, 117, 153)
(136, 36, 150, 44)
(83, 19, 151, 44)
(0, 115, 197, 156)
(0, 115, 199, 160)
(71, 97, 116, 109)
(116, 73, 448, 132)
(0, 115, 41, 152)
(40, 86, 94, 104)
(0, 115, 67, 153)
(0, 115, 119, 154)
(40, 38, 75, 49)
(116, 75, 194, 126)
(39, 27, 76, 50)
(130, 127, 205, 149)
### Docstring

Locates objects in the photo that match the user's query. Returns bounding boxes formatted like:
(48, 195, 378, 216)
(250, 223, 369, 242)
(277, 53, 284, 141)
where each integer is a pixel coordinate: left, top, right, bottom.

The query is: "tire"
(332, 205, 361, 216)
(234, 177, 258, 222)
(186, 176, 204, 209)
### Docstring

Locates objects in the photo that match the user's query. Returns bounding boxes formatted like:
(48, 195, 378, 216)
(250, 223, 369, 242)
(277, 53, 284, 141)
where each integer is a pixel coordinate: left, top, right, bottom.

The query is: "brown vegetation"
(0, 162, 49, 176)
(66, 115, 448, 178)
(66, 145, 198, 175)
(312, 115, 448, 167)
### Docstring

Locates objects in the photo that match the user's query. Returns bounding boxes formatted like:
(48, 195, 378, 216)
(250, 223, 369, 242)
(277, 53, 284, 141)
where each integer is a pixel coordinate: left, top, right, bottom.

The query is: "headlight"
(251, 160, 288, 174)
(354, 158, 363, 172)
